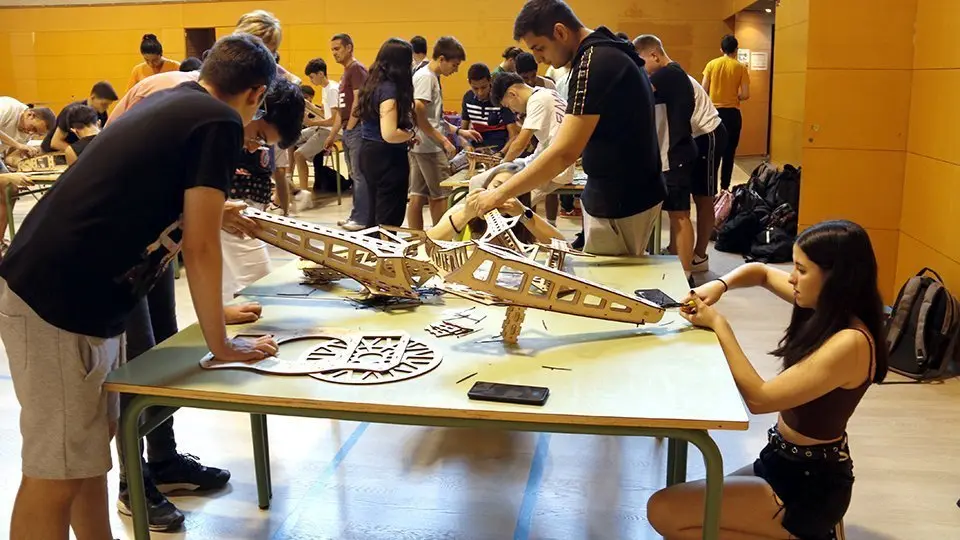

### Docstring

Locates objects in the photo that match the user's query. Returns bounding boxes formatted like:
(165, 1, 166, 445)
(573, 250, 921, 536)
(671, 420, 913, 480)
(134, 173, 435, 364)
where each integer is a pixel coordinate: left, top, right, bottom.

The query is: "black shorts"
(692, 123, 728, 197)
(754, 427, 854, 539)
(662, 163, 693, 212)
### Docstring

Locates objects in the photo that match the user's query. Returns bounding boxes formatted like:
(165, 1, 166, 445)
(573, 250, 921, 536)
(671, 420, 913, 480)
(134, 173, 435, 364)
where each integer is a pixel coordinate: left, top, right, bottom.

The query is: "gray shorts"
(295, 127, 332, 161)
(0, 280, 124, 479)
(583, 203, 663, 256)
(409, 151, 451, 200)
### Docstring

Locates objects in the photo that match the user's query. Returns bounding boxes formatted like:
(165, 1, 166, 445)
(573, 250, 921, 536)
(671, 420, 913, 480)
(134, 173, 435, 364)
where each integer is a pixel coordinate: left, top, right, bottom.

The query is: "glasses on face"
(253, 87, 268, 120)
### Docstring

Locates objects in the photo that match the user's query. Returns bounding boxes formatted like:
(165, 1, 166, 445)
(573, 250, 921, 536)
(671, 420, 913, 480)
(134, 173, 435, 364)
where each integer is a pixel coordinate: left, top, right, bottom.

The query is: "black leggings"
(118, 264, 179, 480)
(359, 138, 410, 227)
(716, 107, 742, 191)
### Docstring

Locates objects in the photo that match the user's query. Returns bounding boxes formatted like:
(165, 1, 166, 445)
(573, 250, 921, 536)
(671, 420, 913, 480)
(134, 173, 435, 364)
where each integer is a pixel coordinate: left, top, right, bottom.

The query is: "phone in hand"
(467, 381, 549, 406)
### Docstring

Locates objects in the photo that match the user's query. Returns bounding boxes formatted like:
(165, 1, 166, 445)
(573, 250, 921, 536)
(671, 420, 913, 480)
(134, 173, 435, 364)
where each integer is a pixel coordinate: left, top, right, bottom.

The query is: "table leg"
(685, 430, 724, 540)
(250, 414, 272, 509)
(666, 437, 689, 485)
(333, 146, 342, 206)
(120, 396, 152, 540)
(262, 414, 272, 498)
(5, 185, 16, 240)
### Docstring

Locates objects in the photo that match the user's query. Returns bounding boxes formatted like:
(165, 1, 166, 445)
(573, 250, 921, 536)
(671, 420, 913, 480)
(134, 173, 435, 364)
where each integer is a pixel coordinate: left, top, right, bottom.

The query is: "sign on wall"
(737, 48, 750, 64)
(750, 52, 768, 71)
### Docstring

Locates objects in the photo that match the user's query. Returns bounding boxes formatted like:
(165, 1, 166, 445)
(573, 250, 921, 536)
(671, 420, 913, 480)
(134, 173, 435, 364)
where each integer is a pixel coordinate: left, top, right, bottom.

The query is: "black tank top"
(780, 328, 875, 441)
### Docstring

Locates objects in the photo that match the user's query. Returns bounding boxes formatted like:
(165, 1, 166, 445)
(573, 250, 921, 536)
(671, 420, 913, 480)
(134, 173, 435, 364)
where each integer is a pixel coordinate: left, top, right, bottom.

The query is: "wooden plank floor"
(0, 161, 957, 539)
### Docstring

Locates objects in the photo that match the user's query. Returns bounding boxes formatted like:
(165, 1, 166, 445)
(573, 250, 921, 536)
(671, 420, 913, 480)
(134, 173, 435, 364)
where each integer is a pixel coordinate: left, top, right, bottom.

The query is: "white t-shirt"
(0, 96, 29, 153)
(412, 67, 445, 154)
(321, 80, 340, 120)
(545, 65, 571, 102)
(517, 87, 574, 185)
(689, 74, 721, 137)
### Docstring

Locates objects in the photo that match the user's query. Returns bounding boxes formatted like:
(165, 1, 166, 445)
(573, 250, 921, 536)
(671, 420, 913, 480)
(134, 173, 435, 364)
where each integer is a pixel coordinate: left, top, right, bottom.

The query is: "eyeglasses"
(253, 87, 268, 120)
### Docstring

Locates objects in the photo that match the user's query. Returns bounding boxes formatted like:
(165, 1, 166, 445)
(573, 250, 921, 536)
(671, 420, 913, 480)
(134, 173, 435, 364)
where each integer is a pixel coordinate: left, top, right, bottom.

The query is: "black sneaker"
(117, 477, 186, 532)
(148, 453, 231, 493)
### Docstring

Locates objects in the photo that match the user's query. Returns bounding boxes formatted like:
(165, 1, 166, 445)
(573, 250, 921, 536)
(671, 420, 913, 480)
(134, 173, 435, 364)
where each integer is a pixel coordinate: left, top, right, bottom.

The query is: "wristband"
(716, 278, 729, 292)
(449, 214, 463, 234)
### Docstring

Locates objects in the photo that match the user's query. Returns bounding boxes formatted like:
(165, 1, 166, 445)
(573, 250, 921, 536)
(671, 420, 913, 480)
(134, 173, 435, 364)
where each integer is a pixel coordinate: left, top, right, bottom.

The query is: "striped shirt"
(461, 91, 517, 151)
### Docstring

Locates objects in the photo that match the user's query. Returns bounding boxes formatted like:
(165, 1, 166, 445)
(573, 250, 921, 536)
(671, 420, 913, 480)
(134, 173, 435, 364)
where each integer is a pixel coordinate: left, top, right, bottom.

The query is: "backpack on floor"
(715, 184, 769, 254)
(763, 164, 801, 211)
(713, 189, 734, 229)
(747, 161, 780, 199)
(746, 226, 793, 263)
(311, 157, 351, 193)
(884, 268, 960, 380)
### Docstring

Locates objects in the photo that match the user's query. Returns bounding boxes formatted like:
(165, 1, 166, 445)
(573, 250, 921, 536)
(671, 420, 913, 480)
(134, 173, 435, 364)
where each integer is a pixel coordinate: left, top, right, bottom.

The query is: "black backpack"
(311, 157, 351, 194)
(715, 185, 769, 255)
(747, 227, 793, 263)
(884, 268, 960, 380)
(763, 164, 801, 211)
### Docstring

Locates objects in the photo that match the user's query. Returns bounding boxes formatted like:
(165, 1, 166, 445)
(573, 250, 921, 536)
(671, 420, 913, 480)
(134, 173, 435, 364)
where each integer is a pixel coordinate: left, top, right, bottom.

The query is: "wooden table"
(4, 171, 61, 239)
(107, 256, 747, 540)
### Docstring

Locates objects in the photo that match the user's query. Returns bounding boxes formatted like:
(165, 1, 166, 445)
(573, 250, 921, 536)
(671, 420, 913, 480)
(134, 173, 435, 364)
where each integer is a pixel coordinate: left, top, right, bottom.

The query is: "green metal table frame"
(4, 182, 55, 240)
(120, 394, 724, 540)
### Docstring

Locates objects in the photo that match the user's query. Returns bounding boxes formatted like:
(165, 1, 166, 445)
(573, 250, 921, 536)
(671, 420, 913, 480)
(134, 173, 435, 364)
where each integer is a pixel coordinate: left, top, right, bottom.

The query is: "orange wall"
(898, 0, 960, 293)
(0, 0, 730, 114)
(769, 0, 808, 167)
(734, 11, 773, 156)
(797, 0, 917, 302)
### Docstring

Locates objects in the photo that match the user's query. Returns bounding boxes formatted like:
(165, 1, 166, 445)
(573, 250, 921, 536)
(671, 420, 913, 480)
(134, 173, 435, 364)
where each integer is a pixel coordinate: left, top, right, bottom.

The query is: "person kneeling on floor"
(0, 34, 281, 538)
(648, 220, 886, 540)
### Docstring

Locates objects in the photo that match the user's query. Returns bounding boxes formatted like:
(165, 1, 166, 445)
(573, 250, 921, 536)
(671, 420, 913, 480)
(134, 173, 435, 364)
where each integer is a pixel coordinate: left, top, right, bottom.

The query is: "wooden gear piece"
(201, 330, 443, 384)
(501, 306, 527, 344)
(200, 331, 357, 375)
(244, 208, 437, 298)
(15, 152, 68, 173)
(308, 332, 442, 384)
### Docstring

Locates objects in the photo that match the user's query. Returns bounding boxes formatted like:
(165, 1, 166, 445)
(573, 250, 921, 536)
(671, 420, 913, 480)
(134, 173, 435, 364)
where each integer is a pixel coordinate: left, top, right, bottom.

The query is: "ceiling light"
(765, 8, 772, 12)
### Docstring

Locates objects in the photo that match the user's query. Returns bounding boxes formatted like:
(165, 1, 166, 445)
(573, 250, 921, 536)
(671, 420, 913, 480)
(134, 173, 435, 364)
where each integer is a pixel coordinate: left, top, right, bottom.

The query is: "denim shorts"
(753, 427, 854, 539)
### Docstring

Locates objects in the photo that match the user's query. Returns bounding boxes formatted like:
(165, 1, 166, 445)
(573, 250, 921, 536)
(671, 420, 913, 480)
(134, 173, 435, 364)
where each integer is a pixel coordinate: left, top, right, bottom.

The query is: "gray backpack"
(884, 268, 960, 380)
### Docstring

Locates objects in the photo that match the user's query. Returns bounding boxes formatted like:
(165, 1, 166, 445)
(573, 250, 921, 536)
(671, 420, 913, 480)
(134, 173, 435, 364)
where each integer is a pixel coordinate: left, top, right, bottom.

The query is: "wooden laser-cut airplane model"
(242, 208, 665, 340)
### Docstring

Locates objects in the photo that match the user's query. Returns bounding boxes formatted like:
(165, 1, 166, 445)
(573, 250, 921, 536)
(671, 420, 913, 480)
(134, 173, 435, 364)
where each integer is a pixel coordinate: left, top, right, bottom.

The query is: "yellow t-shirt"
(127, 58, 181, 91)
(702, 55, 749, 109)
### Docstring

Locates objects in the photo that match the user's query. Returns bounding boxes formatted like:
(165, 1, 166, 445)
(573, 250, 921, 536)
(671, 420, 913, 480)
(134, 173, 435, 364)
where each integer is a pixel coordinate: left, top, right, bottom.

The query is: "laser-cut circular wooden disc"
(308, 336, 442, 385)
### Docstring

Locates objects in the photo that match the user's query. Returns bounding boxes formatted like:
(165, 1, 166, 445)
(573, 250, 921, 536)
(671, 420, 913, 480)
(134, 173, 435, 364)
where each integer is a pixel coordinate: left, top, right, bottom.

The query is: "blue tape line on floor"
(514, 433, 551, 540)
(270, 421, 369, 539)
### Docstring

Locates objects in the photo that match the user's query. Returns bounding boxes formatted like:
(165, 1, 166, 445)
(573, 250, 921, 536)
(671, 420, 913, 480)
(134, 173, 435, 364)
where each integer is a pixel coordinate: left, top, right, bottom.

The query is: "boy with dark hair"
(703, 34, 749, 191)
(475, 0, 665, 256)
(461, 63, 519, 152)
(322, 34, 370, 231)
(300, 84, 316, 101)
(411, 35, 429, 71)
(179, 56, 202, 72)
(493, 46, 523, 75)
(0, 34, 280, 538)
(41, 81, 118, 152)
(293, 57, 340, 196)
(61, 103, 102, 165)
(516, 52, 556, 89)
(406, 36, 482, 230)
(634, 34, 697, 280)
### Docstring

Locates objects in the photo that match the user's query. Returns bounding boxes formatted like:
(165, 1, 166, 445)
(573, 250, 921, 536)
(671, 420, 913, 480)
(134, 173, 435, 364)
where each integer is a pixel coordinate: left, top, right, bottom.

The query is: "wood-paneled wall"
(0, 0, 731, 114)
(899, 0, 960, 293)
(769, 0, 808, 167)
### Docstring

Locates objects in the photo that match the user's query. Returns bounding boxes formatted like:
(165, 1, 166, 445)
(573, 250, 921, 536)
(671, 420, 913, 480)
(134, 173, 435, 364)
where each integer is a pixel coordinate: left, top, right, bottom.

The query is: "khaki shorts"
(295, 127, 332, 162)
(0, 280, 124, 479)
(409, 151, 451, 200)
(583, 203, 662, 256)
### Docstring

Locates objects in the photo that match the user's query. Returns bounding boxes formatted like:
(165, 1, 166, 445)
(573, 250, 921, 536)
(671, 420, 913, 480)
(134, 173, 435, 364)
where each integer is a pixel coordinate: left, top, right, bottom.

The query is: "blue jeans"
(342, 127, 371, 226)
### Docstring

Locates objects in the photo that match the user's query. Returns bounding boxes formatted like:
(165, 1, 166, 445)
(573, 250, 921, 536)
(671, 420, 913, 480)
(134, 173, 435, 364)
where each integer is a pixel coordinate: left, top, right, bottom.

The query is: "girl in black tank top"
(648, 220, 888, 540)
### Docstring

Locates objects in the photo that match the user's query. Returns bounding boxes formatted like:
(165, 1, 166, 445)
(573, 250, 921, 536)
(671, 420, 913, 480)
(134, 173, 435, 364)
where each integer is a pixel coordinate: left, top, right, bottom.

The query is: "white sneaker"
(691, 254, 709, 273)
(341, 220, 366, 232)
(294, 191, 313, 212)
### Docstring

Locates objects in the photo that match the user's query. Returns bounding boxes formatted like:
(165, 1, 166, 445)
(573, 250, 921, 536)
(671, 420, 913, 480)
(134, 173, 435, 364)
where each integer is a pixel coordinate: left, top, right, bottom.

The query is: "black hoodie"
(566, 26, 666, 219)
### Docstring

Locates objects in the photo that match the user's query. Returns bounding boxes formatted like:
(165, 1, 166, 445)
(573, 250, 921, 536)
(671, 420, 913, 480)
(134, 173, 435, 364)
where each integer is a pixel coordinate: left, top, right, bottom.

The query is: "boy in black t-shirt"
(40, 81, 117, 152)
(60, 103, 102, 165)
(634, 35, 698, 280)
(0, 35, 281, 540)
(474, 0, 665, 256)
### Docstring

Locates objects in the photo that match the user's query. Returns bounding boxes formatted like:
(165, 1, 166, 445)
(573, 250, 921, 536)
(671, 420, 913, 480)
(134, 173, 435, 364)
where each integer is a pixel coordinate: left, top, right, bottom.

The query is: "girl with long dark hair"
(357, 38, 417, 227)
(648, 220, 888, 540)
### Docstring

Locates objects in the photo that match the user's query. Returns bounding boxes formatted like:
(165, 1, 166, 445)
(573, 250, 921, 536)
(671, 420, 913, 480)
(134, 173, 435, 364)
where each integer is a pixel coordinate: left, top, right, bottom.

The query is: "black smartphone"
(467, 381, 549, 406)
(634, 288, 683, 309)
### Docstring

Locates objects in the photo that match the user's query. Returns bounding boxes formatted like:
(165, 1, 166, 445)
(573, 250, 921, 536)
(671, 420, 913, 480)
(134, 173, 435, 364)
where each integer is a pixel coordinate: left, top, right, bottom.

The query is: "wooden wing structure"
(243, 208, 665, 327)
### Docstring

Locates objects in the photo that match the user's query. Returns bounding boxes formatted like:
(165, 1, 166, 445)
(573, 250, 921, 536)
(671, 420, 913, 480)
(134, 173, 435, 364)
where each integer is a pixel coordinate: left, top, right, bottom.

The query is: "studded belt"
(767, 426, 850, 463)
